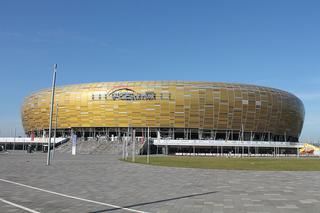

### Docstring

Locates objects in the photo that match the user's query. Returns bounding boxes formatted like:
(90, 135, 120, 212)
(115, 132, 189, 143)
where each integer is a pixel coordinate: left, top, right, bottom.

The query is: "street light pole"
(53, 103, 59, 158)
(47, 64, 57, 166)
(147, 127, 150, 164)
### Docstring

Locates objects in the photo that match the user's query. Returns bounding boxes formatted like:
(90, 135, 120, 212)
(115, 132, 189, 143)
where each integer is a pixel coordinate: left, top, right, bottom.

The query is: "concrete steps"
(55, 138, 127, 155)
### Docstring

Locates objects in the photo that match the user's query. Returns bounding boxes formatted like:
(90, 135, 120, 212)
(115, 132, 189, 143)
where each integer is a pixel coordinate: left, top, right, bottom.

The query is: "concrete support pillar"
(172, 128, 175, 140)
(198, 129, 202, 140)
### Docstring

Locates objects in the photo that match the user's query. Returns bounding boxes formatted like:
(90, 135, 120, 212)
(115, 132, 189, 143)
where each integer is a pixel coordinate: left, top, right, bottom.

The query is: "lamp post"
(52, 103, 59, 158)
(47, 64, 57, 166)
(147, 127, 150, 164)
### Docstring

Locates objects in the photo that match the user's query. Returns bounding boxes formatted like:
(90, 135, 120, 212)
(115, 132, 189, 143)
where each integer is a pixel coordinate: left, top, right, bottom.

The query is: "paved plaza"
(1, 152, 320, 213)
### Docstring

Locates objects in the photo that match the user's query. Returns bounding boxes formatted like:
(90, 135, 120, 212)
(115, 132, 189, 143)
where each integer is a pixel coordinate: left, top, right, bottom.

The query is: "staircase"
(55, 137, 143, 155)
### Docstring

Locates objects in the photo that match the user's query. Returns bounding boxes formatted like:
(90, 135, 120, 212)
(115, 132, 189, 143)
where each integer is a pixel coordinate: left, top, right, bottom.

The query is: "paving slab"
(1, 152, 320, 213)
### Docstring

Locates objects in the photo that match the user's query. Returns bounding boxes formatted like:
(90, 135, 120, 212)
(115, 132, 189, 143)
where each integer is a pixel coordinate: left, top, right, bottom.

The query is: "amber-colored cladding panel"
(21, 81, 305, 138)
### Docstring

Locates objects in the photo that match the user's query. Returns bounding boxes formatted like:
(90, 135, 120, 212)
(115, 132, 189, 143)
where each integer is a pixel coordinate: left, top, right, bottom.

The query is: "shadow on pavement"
(89, 190, 218, 212)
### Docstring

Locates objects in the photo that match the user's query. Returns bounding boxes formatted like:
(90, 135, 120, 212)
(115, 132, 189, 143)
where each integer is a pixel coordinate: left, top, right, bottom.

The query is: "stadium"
(21, 81, 305, 155)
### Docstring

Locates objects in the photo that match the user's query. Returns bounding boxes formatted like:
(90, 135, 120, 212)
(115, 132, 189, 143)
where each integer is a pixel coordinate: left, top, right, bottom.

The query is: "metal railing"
(154, 139, 303, 148)
(0, 137, 67, 144)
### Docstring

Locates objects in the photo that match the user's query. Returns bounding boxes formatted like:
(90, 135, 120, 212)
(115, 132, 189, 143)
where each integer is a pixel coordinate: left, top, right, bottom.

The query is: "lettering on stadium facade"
(111, 89, 155, 100)
(90, 88, 170, 101)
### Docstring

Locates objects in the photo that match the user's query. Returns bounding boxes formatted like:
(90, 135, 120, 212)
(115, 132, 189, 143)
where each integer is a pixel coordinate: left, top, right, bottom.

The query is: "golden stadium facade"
(21, 81, 304, 142)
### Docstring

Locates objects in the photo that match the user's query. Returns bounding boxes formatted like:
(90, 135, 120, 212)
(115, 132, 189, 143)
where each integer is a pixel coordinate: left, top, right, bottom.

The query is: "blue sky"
(0, 0, 319, 141)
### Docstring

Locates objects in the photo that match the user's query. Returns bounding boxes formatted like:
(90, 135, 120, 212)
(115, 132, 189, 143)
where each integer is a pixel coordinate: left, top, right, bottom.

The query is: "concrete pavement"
(1, 151, 320, 213)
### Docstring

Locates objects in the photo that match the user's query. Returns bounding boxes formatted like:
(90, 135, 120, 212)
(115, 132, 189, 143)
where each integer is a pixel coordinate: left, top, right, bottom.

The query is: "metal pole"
(47, 64, 57, 166)
(125, 133, 128, 160)
(122, 135, 125, 160)
(53, 104, 58, 158)
(127, 126, 129, 159)
(12, 128, 15, 151)
(147, 127, 150, 164)
(132, 129, 135, 162)
(14, 128, 19, 151)
(241, 124, 244, 157)
(193, 144, 195, 156)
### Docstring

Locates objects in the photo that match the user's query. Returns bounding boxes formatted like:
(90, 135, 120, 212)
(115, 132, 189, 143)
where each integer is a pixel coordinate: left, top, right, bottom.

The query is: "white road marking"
(0, 198, 40, 213)
(0, 178, 148, 213)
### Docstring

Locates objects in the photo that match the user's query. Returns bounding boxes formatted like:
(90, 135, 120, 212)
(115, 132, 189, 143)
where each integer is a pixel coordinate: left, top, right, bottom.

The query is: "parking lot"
(1, 151, 320, 213)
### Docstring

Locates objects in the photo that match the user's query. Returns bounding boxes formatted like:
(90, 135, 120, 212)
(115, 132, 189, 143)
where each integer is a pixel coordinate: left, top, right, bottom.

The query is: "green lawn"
(123, 156, 320, 171)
